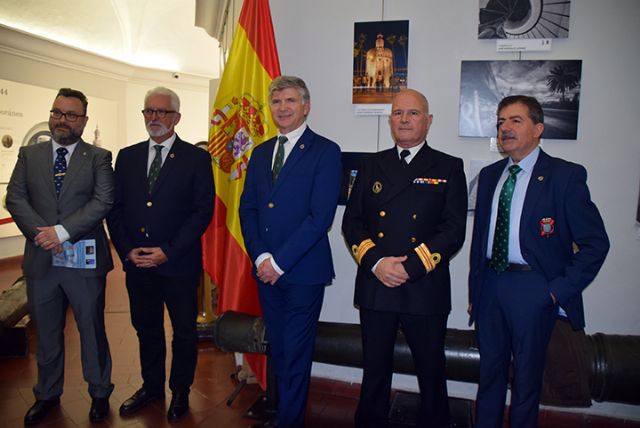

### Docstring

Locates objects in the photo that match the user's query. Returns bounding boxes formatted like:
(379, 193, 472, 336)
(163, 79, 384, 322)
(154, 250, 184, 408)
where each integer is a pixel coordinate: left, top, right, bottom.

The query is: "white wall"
(267, 0, 640, 420)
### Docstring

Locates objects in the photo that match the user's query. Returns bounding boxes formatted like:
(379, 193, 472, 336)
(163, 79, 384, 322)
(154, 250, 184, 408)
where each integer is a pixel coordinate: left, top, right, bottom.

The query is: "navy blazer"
(107, 136, 215, 277)
(342, 144, 468, 315)
(469, 149, 609, 329)
(239, 127, 342, 285)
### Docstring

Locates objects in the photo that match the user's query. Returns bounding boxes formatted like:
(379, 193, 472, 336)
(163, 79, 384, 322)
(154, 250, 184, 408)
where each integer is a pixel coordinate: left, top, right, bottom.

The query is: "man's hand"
(374, 256, 409, 288)
(257, 258, 281, 285)
(34, 226, 61, 250)
(128, 247, 168, 268)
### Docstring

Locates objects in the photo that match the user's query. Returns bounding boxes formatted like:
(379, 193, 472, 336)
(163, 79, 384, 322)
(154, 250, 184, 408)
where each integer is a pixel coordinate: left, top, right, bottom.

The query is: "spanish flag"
(202, 0, 280, 390)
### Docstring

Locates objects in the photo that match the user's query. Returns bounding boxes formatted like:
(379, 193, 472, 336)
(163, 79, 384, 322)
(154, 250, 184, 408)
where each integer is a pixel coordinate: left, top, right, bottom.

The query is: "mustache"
(54, 124, 72, 131)
(501, 132, 515, 139)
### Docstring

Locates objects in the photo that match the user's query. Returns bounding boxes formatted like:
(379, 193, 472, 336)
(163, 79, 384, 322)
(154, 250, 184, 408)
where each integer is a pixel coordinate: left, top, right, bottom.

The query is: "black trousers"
(355, 308, 450, 428)
(125, 271, 199, 394)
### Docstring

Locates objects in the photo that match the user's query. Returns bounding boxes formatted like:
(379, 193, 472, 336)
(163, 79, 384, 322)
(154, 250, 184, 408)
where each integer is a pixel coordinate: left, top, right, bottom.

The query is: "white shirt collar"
(396, 141, 425, 163)
(149, 133, 177, 152)
(278, 122, 307, 146)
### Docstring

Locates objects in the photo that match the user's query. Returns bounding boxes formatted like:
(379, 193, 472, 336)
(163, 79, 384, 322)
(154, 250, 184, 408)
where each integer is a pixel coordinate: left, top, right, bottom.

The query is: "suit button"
(268, 202, 274, 208)
(412, 213, 417, 220)
(140, 227, 145, 233)
(146, 201, 153, 207)
(410, 237, 417, 243)
(377, 232, 384, 238)
(379, 211, 386, 217)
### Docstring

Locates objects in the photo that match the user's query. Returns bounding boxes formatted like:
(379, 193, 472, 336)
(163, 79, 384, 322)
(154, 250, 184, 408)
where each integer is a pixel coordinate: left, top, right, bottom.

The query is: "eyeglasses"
(141, 108, 177, 118)
(50, 110, 85, 122)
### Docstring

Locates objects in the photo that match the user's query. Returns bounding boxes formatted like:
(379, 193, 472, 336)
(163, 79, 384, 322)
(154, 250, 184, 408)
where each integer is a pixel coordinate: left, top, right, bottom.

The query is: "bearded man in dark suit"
(7, 88, 114, 424)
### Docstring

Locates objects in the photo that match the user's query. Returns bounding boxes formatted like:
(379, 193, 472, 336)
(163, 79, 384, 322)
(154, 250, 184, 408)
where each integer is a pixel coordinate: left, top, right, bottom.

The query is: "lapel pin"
(538, 175, 544, 181)
(170, 153, 175, 159)
(299, 144, 305, 149)
(372, 181, 382, 194)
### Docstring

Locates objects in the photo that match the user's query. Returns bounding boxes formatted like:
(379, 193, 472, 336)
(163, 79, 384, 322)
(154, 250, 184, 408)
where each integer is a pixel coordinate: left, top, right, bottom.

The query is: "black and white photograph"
(459, 59, 582, 140)
(478, 0, 571, 39)
(353, 20, 409, 105)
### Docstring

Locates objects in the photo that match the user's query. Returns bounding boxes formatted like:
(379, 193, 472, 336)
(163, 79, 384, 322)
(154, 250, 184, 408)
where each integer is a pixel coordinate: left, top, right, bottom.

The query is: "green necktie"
(272, 135, 287, 183)
(489, 164, 522, 272)
(148, 145, 163, 191)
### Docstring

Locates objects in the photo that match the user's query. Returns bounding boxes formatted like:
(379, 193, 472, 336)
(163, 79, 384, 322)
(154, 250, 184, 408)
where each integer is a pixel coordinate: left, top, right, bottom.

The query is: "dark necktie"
(148, 145, 163, 191)
(400, 149, 410, 167)
(53, 147, 68, 196)
(489, 164, 522, 272)
(272, 135, 287, 183)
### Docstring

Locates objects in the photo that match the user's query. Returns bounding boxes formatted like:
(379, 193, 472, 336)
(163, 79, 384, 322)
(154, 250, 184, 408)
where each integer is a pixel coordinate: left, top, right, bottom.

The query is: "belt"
(506, 263, 532, 272)
(486, 260, 533, 272)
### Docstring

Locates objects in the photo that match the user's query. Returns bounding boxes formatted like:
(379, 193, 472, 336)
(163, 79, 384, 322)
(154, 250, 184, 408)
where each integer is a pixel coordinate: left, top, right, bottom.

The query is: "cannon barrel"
(212, 311, 640, 406)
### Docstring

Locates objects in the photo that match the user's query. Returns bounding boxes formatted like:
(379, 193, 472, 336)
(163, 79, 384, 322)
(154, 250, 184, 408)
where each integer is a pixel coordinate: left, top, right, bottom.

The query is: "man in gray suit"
(7, 88, 115, 425)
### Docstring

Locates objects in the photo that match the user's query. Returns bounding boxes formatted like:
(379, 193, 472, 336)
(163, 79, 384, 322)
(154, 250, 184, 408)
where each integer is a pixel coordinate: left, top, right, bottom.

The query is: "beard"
(146, 121, 173, 138)
(49, 123, 83, 146)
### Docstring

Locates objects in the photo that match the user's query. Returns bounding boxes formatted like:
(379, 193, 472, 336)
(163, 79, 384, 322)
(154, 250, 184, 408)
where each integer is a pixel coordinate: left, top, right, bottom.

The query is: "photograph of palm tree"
(459, 60, 582, 140)
(353, 20, 409, 104)
(479, 0, 571, 39)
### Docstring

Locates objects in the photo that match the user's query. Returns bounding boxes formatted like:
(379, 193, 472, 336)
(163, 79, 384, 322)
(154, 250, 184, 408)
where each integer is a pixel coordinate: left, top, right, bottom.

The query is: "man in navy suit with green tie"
(107, 87, 214, 422)
(239, 75, 342, 427)
(469, 95, 609, 427)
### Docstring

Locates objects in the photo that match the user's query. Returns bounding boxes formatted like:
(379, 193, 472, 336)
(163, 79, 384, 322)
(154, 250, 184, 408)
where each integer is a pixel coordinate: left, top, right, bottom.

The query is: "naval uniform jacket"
(342, 143, 468, 315)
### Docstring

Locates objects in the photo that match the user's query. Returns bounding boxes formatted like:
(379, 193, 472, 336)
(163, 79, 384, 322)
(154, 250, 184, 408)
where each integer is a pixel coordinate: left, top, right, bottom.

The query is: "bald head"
(389, 89, 433, 148)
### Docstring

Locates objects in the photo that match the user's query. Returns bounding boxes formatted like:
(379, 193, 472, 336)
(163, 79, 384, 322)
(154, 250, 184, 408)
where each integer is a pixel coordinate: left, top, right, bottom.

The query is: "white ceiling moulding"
(0, 25, 209, 90)
(195, 0, 231, 42)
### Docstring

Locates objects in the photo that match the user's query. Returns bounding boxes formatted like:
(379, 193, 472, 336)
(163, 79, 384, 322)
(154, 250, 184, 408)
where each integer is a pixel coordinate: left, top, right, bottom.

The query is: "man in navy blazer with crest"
(239, 76, 341, 428)
(468, 95, 609, 428)
(107, 87, 214, 422)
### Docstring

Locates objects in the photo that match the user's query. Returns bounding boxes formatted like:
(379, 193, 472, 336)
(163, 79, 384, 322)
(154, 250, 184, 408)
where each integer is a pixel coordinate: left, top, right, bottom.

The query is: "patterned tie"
(400, 149, 410, 167)
(272, 135, 287, 183)
(489, 164, 522, 272)
(148, 145, 163, 191)
(53, 147, 68, 196)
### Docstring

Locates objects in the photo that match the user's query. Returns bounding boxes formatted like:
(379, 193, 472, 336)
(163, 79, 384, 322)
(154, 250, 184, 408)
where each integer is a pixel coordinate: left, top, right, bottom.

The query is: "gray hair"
(144, 87, 181, 112)
(269, 76, 310, 104)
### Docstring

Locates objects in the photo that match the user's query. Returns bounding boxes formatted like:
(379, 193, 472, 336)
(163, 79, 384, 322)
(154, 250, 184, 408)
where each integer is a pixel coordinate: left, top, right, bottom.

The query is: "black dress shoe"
(250, 418, 278, 428)
(24, 398, 60, 425)
(119, 388, 164, 416)
(89, 397, 109, 422)
(167, 391, 189, 422)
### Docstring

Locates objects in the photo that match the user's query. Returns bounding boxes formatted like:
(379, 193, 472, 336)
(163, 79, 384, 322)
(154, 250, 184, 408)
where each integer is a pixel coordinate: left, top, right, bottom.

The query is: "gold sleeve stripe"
(414, 243, 441, 273)
(351, 239, 376, 265)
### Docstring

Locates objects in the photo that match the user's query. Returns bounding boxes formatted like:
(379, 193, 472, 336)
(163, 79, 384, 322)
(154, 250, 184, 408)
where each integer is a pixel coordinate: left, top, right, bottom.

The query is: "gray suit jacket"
(6, 139, 114, 279)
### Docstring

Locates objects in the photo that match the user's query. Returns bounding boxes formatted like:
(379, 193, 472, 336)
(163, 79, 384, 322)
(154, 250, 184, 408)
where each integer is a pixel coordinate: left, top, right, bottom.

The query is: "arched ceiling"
(0, 0, 221, 78)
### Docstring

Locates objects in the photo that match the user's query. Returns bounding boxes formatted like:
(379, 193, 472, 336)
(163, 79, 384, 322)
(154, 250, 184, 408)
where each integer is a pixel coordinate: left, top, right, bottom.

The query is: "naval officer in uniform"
(342, 88, 468, 428)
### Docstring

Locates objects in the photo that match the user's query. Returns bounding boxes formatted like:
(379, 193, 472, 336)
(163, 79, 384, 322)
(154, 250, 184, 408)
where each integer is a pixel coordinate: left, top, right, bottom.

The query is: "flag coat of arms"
(202, 0, 281, 390)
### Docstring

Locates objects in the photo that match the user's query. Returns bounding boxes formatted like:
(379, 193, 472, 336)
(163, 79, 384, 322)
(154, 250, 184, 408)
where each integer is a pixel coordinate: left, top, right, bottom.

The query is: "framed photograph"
(353, 20, 409, 105)
(478, 0, 571, 39)
(458, 60, 582, 140)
